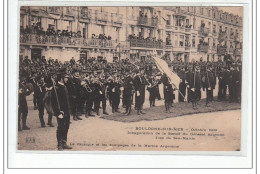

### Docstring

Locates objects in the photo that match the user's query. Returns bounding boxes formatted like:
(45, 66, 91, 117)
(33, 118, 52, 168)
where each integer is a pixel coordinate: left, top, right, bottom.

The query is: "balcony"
(129, 39, 163, 49)
(218, 32, 228, 41)
(234, 48, 242, 55)
(198, 44, 209, 53)
(111, 13, 123, 24)
(137, 16, 158, 27)
(48, 7, 62, 15)
(20, 34, 117, 49)
(185, 25, 192, 32)
(185, 46, 191, 51)
(95, 11, 108, 22)
(174, 25, 185, 32)
(80, 9, 92, 20)
(217, 46, 227, 55)
(198, 27, 210, 37)
(165, 44, 173, 50)
(166, 25, 173, 30)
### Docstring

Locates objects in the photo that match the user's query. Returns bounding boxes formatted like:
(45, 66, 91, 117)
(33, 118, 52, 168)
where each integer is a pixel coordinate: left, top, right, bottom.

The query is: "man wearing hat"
(34, 75, 54, 127)
(177, 65, 186, 102)
(133, 68, 148, 115)
(122, 69, 134, 115)
(18, 73, 31, 131)
(186, 64, 202, 109)
(202, 65, 216, 106)
(51, 68, 72, 150)
(71, 69, 83, 121)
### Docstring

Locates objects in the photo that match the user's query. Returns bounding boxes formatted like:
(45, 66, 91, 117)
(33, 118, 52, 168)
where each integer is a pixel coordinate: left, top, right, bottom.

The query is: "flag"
(153, 56, 181, 87)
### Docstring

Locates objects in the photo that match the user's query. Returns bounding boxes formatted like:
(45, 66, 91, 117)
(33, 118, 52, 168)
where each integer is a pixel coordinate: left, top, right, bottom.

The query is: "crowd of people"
(18, 54, 242, 150)
(20, 23, 113, 40)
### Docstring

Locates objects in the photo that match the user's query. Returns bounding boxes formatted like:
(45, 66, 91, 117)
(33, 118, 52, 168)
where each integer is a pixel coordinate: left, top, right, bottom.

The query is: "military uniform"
(34, 76, 53, 127)
(123, 73, 134, 115)
(133, 71, 148, 115)
(51, 70, 72, 150)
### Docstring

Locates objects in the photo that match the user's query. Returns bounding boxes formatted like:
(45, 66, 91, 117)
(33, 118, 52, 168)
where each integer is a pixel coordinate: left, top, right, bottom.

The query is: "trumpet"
(82, 80, 93, 92)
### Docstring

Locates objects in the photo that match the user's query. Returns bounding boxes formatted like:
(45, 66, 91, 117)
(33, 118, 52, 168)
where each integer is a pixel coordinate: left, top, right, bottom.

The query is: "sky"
(218, 7, 243, 17)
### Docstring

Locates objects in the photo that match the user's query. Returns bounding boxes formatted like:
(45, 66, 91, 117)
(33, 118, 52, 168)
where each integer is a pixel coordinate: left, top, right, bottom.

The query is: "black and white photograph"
(17, 6, 243, 151)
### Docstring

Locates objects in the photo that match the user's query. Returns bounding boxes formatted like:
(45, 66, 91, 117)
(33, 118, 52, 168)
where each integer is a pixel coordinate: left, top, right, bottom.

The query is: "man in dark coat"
(186, 65, 202, 109)
(178, 66, 186, 102)
(218, 66, 227, 101)
(202, 66, 216, 106)
(51, 69, 72, 151)
(34, 75, 54, 127)
(122, 69, 134, 115)
(71, 69, 82, 121)
(133, 68, 148, 115)
(18, 74, 31, 131)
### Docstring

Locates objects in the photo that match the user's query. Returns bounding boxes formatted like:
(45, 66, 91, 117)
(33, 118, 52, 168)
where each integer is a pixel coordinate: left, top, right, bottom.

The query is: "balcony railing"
(198, 44, 209, 53)
(185, 46, 191, 50)
(174, 25, 185, 31)
(48, 7, 62, 15)
(20, 34, 117, 49)
(185, 26, 192, 32)
(198, 27, 210, 37)
(234, 48, 242, 55)
(129, 39, 163, 49)
(137, 16, 158, 27)
(217, 46, 227, 55)
(80, 9, 92, 19)
(111, 13, 123, 24)
(165, 44, 173, 49)
(95, 11, 108, 22)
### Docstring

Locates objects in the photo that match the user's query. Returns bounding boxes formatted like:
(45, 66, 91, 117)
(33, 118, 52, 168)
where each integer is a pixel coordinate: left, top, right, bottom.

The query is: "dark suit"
(18, 82, 30, 130)
(34, 83, 52, 126)
(51, 82, 71, 146)
(133, 75, 147, 111)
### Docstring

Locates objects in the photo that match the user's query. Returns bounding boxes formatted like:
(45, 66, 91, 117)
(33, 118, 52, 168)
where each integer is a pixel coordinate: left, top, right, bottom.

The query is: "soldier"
(147, 74, 157, 107)
(122, 69, 134, 115)
(71, 69, 82, 121)
(93, 77, 103, 115)
(29, 73, 38, 110)
(51, 68, 72, 151)
(218, 66, 227, 101)
(110, 74, 122, 113)
(161, 74, 175, 113)
(202, 65, 216, 106)
(178, 65, 186, 102)
(34, 75, 54, 127)
(84, 73, 95, 117)
(133, 68, 148, 115)
(186, 65, 202, 109)
(18, 74, 31, 131)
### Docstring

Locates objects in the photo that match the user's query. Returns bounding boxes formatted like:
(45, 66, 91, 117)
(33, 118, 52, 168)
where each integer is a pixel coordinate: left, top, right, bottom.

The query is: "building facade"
(19, 6, 243, 63)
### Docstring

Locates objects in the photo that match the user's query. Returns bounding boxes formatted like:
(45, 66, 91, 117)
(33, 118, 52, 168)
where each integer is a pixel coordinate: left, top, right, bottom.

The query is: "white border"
(6, 0, 254, 170)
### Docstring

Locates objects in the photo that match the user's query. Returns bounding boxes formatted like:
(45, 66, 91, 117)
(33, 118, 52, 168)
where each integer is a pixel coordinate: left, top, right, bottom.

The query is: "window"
(192, 36, 196, 47)
(166, 15, 171, 25)
(101, 25, 105, 34)
(179, 35, 184, 47)
(200, 8, 204, 15)
(131, 26, 134, 35)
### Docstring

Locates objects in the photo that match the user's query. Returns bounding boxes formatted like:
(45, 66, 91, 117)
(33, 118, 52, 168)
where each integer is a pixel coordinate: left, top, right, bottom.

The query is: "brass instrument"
(82, 80, 93, 92)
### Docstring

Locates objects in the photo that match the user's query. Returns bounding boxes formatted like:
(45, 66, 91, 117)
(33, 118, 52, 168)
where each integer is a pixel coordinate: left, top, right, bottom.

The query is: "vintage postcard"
(17, 5, 243, 152)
